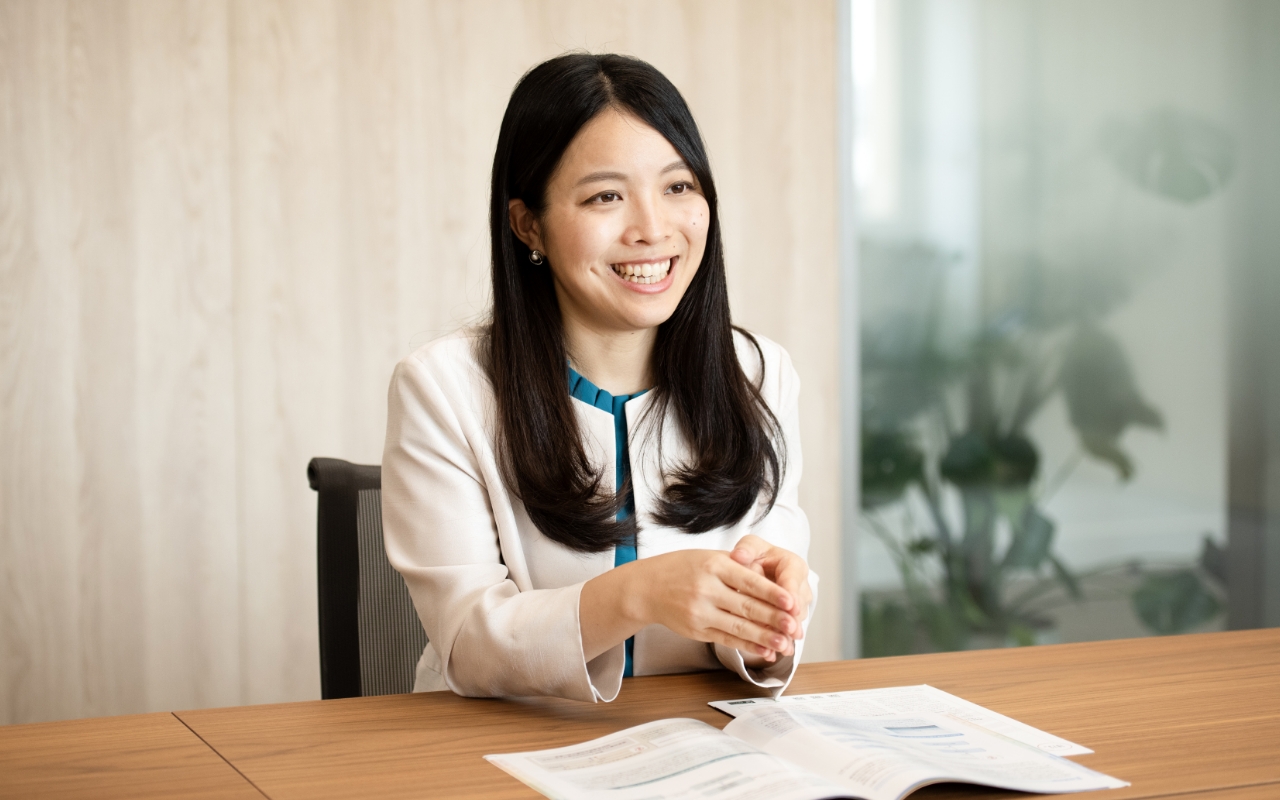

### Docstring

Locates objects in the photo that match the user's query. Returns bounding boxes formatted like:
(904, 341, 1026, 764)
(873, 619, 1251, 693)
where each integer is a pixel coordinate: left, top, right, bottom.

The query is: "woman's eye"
(668, 181, 693, 195)
(592, 191, 621, 203)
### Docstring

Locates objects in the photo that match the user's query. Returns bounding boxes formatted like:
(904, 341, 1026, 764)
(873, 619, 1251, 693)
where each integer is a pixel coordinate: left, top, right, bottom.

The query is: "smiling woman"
(507, 108, 707, 379)
(381, 53, 817, 703)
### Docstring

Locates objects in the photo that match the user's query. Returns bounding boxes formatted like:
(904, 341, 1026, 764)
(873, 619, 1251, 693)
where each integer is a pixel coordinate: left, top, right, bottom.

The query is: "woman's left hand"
(729, 535, 812, 637)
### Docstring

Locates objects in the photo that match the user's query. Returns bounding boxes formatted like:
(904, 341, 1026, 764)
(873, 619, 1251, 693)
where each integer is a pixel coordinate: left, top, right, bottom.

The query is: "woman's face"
(510, 108, 710, 337)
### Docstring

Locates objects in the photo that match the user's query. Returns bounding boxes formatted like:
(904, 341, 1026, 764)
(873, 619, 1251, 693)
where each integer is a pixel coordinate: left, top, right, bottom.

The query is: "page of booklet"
(710, 685, 1090, 756)
(485, 718, 852, 800)
(724, 704, 1126, 800)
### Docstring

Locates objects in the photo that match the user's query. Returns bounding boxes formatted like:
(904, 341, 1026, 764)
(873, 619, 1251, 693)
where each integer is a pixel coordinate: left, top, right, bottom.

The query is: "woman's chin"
(614, 305, 680, 333)
(619, 285, 691, 328)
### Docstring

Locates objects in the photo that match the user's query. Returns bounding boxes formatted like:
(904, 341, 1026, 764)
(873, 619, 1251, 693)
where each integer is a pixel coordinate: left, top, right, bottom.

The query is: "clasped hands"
(580, 534, 812, 664)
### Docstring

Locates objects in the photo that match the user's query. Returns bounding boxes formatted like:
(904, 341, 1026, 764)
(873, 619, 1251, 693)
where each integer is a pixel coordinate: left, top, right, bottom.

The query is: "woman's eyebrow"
(574, 160, 690, 187)
(575, 170, 626, 186)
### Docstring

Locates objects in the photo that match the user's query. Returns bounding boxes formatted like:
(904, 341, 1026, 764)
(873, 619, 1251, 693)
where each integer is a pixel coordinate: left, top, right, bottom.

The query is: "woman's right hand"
(580, 548, 799, 663)
(636, 549, 800, 660)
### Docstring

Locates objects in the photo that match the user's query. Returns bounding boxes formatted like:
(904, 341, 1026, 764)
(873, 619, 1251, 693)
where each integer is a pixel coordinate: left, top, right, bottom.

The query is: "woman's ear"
(508, 199, 544, 253)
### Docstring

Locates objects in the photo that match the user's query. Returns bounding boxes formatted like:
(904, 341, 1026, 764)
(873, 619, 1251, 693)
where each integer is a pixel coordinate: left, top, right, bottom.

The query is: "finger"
(796, 580, 814, 621)
(711, 630, 778, 662)
(709, 609, 795, 657)
(791, 588, 810, 632)
(721, 632, 778, 660)
(741, 557, 807, 634)
(732, 541, 802, 608)
(746, 549, 808, 617)
(717, 559, 795, 613)
(715, 584, 799, 637)
(772, 557, 810, 618)
(729, 534, 770, 566)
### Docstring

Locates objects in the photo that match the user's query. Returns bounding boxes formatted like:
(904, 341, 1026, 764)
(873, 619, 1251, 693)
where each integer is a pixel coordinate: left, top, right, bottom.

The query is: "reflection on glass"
(854, 0, 1279, 655)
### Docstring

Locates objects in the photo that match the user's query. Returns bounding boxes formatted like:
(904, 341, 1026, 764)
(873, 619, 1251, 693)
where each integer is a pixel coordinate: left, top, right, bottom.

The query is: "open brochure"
(709, 684, 1091, 755)
(485, 686, 1127, 800)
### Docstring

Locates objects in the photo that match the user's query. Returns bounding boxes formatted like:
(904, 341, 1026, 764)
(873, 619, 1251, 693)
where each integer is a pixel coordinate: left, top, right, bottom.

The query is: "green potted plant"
(858, 246, 1222, 657)
(857, 105, 1237, 656)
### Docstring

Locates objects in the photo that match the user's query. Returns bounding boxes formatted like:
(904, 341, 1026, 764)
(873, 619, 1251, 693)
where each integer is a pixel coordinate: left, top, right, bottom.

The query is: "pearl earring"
(528, 249, 545, 265)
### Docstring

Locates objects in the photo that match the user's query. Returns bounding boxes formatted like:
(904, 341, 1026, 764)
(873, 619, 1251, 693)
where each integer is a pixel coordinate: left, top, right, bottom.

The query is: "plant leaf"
(1003, 507, 1055, 570)
(1008, 623, 1036, 647)
(1198, 536, 1227, 586)
(940, 431, 994, 487)
(1060, 324, 1163, 481)
(1132, 571, 1222, 635)
(1102, 107, 1236, 205)
(860, 429, 925, 509)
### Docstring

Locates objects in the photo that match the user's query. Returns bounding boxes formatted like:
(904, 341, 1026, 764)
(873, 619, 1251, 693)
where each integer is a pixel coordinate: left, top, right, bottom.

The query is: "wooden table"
(0, 712, 263, 799)
(3, 629, 1277, 799)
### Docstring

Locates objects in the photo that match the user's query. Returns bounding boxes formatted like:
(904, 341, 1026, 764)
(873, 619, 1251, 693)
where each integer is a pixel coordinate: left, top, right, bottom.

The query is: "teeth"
(612, 259, 671, 285)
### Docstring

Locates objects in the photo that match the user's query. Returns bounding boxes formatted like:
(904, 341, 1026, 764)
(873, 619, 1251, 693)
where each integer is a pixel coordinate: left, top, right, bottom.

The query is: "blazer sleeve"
(713, 344, 819, 696)
(381, 352, 610, 702)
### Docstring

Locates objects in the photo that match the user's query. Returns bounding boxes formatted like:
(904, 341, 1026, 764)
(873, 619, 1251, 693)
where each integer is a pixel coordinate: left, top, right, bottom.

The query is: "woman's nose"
(623, 194, 671, 246)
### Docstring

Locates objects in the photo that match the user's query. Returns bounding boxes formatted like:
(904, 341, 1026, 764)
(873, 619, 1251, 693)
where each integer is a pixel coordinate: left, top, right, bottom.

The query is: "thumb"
(730, 534, 770, 567)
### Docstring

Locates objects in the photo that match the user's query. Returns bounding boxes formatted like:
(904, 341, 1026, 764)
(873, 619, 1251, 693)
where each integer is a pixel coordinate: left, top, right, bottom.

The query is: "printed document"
(485, 686, 1126, 800)
(710, 684, 1090, 755)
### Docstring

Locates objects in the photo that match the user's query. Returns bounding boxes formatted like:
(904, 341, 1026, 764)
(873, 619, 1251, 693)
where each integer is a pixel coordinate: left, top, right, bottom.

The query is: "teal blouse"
(567, 367, 648, 677)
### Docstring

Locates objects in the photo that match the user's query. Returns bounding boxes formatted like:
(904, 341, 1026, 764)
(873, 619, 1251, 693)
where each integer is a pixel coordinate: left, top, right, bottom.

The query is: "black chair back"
(308, 457, 428, 698)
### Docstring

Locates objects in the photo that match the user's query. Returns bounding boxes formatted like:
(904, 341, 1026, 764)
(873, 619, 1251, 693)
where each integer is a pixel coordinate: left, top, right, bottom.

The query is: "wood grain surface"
(171, 630, 1280, 800)
(0, 711, 264, 799)
(0, 0, 840, 725)
(1154, 786, 1280, 800)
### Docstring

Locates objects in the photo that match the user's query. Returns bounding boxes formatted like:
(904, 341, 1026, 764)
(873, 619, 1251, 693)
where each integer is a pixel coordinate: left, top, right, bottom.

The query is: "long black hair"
(484, 52, 784, 553)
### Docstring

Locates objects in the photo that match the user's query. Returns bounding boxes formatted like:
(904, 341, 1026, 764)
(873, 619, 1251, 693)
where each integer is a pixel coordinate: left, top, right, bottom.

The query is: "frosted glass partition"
(853, 0, 1280, 656)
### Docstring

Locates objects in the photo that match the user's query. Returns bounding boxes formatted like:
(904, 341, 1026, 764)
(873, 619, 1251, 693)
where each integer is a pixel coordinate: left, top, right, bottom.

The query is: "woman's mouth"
(611, 257, 673, 285)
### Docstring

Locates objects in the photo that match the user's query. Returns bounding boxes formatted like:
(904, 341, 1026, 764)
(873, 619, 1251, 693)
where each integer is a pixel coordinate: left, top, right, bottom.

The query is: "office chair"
(308, 457, 429, 699)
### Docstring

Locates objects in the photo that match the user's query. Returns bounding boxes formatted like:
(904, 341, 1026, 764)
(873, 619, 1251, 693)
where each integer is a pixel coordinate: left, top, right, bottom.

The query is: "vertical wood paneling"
(230, 0, 345, 705)
(338, 0, 401, 463)
(0, 0, 842, 723)
(1, 0, 84, 724)
(66, 0, 147, 723)
(129, 0, 238, 712)
(738, 1, 842, 661)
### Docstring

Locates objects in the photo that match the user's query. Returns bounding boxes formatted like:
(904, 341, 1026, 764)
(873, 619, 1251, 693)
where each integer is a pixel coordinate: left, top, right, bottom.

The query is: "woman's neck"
(563, 319, 656, 396)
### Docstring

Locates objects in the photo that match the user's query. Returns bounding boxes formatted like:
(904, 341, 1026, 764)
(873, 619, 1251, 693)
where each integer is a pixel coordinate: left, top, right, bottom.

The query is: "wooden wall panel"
(229, 0, 347, 707)
(0, 0, 148, 724)
(0, 0, 841, 724)
(1, 0, 78, 724)
(66, 0, 148, 723)
(130, 0, 239, 713)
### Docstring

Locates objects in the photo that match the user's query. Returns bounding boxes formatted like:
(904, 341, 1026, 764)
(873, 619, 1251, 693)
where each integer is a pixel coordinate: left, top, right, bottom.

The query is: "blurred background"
(2, 0, 1278, 727)
(855, 0, 1280, 656)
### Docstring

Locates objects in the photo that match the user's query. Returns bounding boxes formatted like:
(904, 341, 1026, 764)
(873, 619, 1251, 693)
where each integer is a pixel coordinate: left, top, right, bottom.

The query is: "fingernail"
(771, 635, 787, 649)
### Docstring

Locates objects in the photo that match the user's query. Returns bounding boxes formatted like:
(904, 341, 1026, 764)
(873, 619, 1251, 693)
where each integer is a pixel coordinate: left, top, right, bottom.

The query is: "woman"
(382, 53, 815, 703)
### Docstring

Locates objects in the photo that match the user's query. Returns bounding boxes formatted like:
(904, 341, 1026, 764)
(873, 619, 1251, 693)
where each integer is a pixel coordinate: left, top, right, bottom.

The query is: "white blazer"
(381, 328, 817, 703)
